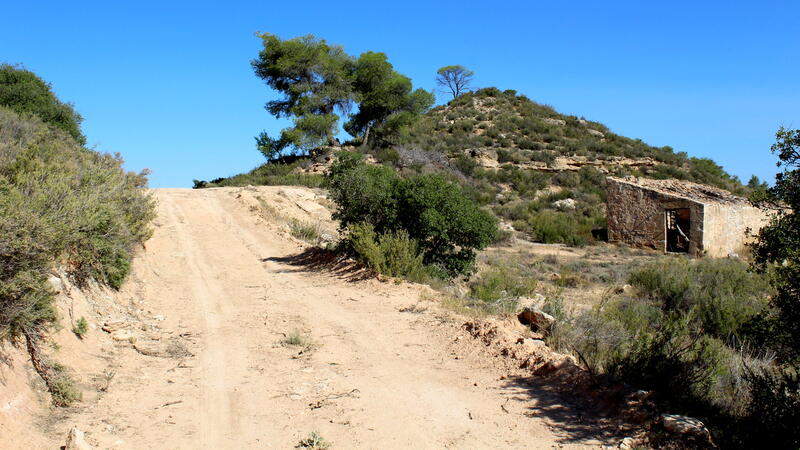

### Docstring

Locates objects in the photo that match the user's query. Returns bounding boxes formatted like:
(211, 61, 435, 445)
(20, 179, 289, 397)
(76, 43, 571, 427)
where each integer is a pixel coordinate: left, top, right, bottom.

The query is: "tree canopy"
(252, 33, 355, 159)
(345, 52, 434, 147)
(750, 127, 800, 360)
(436, 65, 474, 100)
(252, 34, 432, 159)
(0, 64, 85, 145)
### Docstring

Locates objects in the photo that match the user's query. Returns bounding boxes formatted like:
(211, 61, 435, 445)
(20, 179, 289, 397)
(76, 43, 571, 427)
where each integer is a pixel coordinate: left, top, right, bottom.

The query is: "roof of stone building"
(607, 176, 751, 206)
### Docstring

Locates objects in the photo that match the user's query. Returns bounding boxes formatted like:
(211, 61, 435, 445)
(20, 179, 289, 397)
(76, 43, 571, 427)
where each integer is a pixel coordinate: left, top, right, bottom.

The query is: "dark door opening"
(665, 208, 691, 253)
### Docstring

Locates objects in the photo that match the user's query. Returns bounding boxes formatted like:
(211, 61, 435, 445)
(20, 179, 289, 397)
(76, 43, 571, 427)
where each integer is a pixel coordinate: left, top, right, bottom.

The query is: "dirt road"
(54, 187, 613, 449)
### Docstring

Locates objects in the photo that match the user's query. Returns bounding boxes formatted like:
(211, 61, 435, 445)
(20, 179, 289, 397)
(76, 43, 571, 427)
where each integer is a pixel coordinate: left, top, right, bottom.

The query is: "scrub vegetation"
(0, 66, 155, 405)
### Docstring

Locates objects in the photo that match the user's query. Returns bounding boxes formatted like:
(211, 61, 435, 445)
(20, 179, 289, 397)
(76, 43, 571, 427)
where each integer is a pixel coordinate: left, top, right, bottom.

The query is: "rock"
(517, 293, 546, 310)
(552, 198, 576, 210)
(587, 129, 605, 138)
(517, 307, 555, 333)
(102, 320, 128, 333)
(47, 275, 63, 294)
(110, 329, 135, 342)
(543, 118, 566, 126)
(133, 341, 166, 357)
(64, 427, 92, 450)
(622, 284, 634, 295)
(661, 414, 713, 443)
(614, 284, 635, 295)
(618, 437, 635, 449)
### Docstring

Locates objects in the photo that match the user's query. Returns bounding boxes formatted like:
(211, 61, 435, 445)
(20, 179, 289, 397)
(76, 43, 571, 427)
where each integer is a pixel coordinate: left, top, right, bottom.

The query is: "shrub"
(49, 363, 82, 406)
(329, 153, 497, 276)
(0, 64, 85, 144)
(289, 219, 321, 245)
(470, 267, 536, 303)
(527, 210, 590, 246)
(348, 222, 428, 280)
(196, 159, 327, 188)
(629, 258, 771, 340)
(72, 317, 88, 339)
(0, 107, 154, 340)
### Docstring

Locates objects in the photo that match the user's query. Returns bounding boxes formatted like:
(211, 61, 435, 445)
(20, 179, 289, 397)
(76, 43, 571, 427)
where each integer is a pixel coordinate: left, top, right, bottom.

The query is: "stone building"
(606, 177, 769, 257)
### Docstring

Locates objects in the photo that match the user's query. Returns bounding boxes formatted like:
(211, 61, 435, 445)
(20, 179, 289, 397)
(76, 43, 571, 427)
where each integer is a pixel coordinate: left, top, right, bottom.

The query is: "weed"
(50, 363, 82, 406)
(282, 330, 312, 349)
(297, 431, 331, 449)
(72, 317, 88, 339)
(289, 219, 321, 245)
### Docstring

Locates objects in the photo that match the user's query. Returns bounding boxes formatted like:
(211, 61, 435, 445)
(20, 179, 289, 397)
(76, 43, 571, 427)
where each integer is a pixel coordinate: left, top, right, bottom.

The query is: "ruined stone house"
(606, 177, 769, 257)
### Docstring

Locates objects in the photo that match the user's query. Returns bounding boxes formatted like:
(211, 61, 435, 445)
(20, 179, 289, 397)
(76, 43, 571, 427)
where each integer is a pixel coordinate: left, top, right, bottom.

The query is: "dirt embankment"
(1, 186, 640, 449)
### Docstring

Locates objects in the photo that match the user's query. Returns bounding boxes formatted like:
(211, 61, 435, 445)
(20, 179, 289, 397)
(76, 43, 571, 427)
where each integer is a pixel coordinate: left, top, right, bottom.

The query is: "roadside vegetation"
(328, 151, 497, 279)
(0, 66, 155, 405)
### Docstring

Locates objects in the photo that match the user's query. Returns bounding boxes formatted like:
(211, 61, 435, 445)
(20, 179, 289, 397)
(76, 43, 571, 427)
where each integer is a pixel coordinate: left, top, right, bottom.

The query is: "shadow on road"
(263, 247, 374, 282)
(498, 375, 637, 446)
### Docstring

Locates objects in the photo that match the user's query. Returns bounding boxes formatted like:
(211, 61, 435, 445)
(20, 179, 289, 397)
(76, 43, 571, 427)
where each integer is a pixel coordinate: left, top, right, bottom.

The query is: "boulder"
(134, 341, 166, 357)
(553, 198, 576, 210)
(587, 129, 605, 138)
(517, 307, 555, 333)
(661, 414, 712, 443)
(618, 437, 635, 449)
(101, 320, 128, 333)
(47, 275, 63, 294)
(64, 427, 92, 450)
(110, 329, 135, 342)
(517, 293, 545, 311)
(543, 118, 566, 126)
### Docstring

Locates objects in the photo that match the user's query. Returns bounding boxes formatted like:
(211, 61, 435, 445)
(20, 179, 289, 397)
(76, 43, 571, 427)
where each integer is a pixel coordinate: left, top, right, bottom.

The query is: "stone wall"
(701, 203, 770, 257)
(607, 178, 705, 255)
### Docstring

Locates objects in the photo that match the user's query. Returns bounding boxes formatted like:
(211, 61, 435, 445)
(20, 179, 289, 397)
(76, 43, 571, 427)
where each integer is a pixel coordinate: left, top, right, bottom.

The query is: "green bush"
(348, 222, 428, 280)
(72, 316, 88, 339)
(527, 210, 591, 246)
(545, 256, 779, 447)
(629, 258, 771, 340)
(470, 267, 536, 302)
(196, 159, 327, 188)
(0, 107, 154, 340)
(0, 64, 85, 144)
(288, 219, 321, 245)
(329, 152, 497, 276)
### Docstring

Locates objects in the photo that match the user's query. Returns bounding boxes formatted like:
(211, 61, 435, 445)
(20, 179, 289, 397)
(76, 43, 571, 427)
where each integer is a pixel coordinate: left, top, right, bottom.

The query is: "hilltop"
(199, 87, 748, 246)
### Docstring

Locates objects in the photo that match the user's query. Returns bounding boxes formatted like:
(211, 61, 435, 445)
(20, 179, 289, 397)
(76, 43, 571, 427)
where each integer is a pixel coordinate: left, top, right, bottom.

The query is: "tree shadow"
(263, 247, 375, 282)
(498, 374, 642, 446)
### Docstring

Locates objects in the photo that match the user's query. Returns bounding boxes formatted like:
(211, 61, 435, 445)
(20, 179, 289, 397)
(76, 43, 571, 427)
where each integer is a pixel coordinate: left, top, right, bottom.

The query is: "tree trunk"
(361, 125, 371, 148)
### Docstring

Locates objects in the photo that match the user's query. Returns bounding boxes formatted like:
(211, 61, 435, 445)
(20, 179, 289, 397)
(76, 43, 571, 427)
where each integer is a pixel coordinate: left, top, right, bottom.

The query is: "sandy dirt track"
(40, 187, 613, 449)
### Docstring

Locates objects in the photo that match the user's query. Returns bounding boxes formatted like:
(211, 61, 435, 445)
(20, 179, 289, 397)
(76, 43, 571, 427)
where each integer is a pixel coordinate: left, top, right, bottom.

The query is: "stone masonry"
(606, 177, 769, 257)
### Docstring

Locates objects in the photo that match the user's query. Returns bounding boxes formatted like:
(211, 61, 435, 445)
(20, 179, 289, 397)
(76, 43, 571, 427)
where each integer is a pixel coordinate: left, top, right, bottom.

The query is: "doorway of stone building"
(665, 208, 691, 253)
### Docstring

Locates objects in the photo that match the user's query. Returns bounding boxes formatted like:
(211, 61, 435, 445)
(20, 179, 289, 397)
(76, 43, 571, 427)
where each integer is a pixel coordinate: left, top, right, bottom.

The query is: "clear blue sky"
(2, 0, 797, 187)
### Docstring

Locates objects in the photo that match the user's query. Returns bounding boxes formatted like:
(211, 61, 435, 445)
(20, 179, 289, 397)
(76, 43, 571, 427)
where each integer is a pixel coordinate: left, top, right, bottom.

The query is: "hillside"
(198, 87, 748, 246)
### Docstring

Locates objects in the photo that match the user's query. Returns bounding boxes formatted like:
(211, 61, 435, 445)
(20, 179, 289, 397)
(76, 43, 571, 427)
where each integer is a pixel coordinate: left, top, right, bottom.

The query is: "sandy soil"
(8, 187, 622, 449)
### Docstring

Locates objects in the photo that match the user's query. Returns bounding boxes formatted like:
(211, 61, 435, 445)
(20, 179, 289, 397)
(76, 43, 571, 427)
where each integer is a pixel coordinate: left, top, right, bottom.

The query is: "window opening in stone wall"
(665, 208, 691, 253)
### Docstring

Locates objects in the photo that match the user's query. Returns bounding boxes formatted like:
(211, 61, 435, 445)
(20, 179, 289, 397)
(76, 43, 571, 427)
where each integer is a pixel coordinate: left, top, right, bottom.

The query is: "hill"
(197, 87, 749, 246)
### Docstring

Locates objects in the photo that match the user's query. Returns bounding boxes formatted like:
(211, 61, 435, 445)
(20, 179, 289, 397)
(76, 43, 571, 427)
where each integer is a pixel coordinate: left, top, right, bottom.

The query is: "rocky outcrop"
(64, 427, 92, 450)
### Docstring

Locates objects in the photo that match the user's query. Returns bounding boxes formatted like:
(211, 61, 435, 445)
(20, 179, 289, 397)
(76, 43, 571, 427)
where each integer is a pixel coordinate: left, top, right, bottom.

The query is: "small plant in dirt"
(282, 330, 313, 349)
(469, 267, 536, 303)
(289, 219, 321, 245)
(297, 431, 331, 449)
(50, 363, 82, 406)
(72, 317, 88, 339)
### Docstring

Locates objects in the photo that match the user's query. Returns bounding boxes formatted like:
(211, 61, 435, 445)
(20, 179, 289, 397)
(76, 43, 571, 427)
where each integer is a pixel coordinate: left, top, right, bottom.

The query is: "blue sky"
(2, 0, 797, 187)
